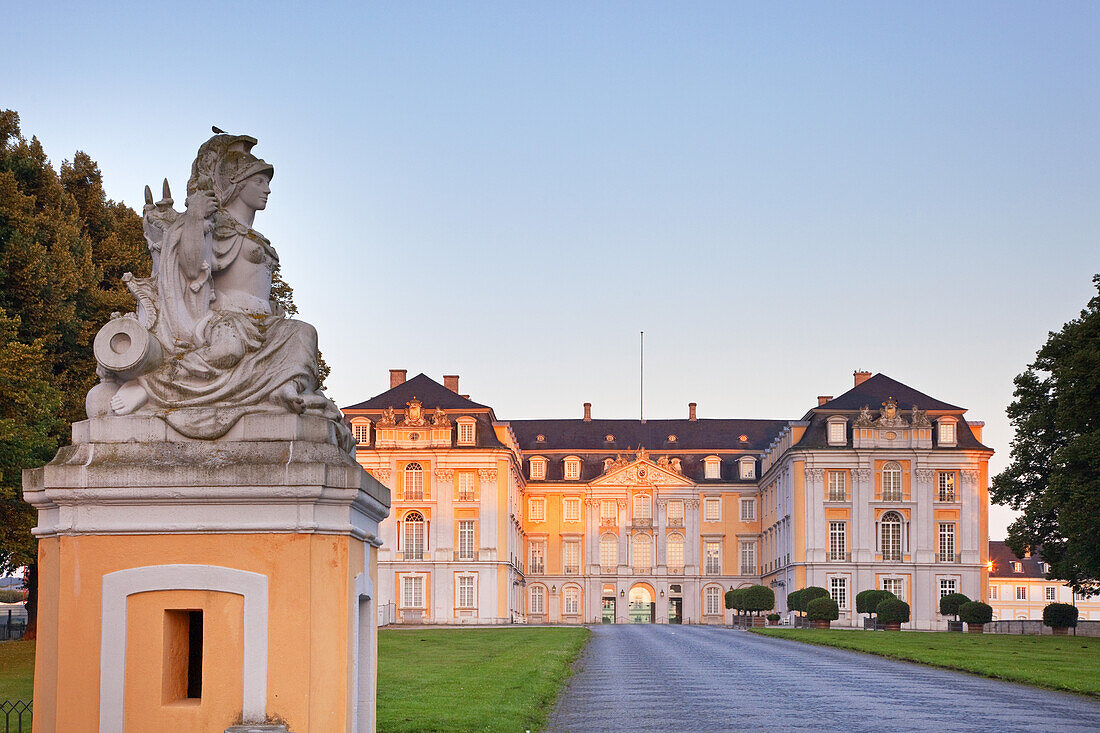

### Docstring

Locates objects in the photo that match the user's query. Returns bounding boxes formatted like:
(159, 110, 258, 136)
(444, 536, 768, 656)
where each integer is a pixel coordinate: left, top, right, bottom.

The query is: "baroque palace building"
(344, 369, 994, 630)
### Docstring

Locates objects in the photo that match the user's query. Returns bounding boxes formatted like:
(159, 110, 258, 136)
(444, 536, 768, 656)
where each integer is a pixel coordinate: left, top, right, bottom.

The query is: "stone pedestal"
(23, 414, 389, 733)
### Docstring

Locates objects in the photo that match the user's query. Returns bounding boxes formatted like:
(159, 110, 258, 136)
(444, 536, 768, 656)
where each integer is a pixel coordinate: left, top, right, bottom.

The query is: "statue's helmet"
(187, 132, 274, 206)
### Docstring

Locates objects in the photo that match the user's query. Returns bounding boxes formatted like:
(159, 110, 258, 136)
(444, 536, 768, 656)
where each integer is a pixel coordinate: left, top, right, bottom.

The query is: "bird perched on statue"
(212, 125, 227, 134)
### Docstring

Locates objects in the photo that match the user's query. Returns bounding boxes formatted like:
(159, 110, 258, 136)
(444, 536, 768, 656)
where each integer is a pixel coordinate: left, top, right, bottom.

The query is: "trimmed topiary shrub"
(856, 589, 891, 616)
(801, 586, 829, 611)
(0, 589, 25, 603)
(806, 596, 839, 621)
(959, 601, 993, 625)
(876, 597, 910, 625)
(787, 589, 804, 615)
(743, 585, 775, 616)
(725, 588, 745, 612)
(939, 592, 972, 620)
(1043, 602, 1079, 629)
(767, 613, 781, 622)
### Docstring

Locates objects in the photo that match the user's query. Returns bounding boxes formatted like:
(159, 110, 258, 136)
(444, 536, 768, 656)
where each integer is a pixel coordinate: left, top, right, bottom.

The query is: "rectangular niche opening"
(163, 609, 203, 703)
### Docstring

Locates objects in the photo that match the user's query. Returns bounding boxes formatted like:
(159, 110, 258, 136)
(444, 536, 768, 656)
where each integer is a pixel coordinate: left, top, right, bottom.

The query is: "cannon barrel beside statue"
(93, 317, 164, 382)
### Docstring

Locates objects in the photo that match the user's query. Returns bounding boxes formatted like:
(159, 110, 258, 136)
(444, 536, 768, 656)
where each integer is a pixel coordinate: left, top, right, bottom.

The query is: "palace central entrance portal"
(628, 585, 655, 624)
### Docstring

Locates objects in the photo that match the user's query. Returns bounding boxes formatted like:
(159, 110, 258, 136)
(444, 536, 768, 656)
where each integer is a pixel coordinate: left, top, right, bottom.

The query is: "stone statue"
(911, 405, 931, 427)
(875, 396, 908, 428)
(87, 130, 353, 452)
(854, 405, 875, 427)
(402, 398, 427, 427)
(377, 407, 398, 427)
(431, 407, 450, 427)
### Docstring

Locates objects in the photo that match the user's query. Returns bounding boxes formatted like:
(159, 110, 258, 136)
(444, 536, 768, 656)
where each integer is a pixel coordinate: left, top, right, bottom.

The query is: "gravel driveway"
(546, 625, 1100, 732)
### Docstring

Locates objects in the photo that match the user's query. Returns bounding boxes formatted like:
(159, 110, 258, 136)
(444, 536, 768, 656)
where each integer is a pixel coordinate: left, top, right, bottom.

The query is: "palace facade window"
(401, 576, 424, 608)
(882, 462, 902, 501)
(704, 498, 721, 522)
(704, 586, 722, 615)
(739, 456, 756, 480)
(457, 472, 475, 501)
(352, 420, 370, 445)
(937, 472, 956, 502)
(529, 585, 545, 615)
(704, 541, 721, 575)
(563, 497, 581, 522)
(633, 494, 652, 523)
(600, 500, 617, 524)
(633, 534, 653, 571)
(529, 457, 546, 480)
(882, 577, 904, 599)
(826, 417, 847, 446)
(667, 533, 684, 571)
(563, 585, 580, 615)
(529, 542, 545, 574)
(937, 418, 957, 447)
(402, 511, 426, 559)
(1045, 586, 1057, 602)
(938, 523, 956, 563)
(704, 456, 721, 479)
(456, 418, 476, 445)
(404, 462, 424, 500)
(457, 575, 475, 608)
(939, 578, 956, 598)
(829, 576, 848, 608)
(740, 498, 756, 521)
(827, 471, 846, 502)
(739, 541, 756, 575)
(829, 521, 847, 561)
(528, 497, 546, 522)
(563, 541, 580, 574)
(667, 500, 684, 526)
(564, 457, 581, 480)
(600, 533, 618, 569)
(1016, 586, 1027, 601)
(458, 520, 476, 560)
(879, 511, 903, 561)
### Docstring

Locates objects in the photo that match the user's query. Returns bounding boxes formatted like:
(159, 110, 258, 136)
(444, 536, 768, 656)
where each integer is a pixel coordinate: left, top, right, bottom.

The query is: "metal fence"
(0, 622, 25, 642)
(0, 700, 31, 733)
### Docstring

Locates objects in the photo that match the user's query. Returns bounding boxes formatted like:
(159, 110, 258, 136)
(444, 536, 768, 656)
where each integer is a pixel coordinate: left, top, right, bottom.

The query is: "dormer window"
(704, 456, 721, 480)
(937, 418, 958, 447)
(826, 416, 847, 446)
(738, 456, 756, 480)
(1012, 561, 1023, 573)
(456, 417, 476, 445)
(351, 419, 371, 445)
(529, 457, 547, 480)
(564, 457, 581, 480)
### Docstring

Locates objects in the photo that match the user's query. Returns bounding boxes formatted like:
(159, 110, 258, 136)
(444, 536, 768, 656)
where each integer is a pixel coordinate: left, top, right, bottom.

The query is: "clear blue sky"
(7, 2, 1099, 538)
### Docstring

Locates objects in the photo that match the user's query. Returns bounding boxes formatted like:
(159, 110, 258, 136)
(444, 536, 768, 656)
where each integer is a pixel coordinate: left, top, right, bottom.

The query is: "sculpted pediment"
(591, 457, 694, 487)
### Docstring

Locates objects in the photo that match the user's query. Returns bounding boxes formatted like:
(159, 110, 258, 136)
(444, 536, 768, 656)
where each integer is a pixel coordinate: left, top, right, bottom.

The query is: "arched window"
(704, 585, 722, 616)
(529, 584, 545, 615)
(882, 461, 902, 501)
(880, 511, 903, 561)
(667, 533, 684, 571)
(404, 462, 424, 500)
(633, 494, 651, 522)
(403, 511, 426, 559)
(563, 585, 580, 615)
(633, 534, 653, 571)
(600, 534, 618, 570)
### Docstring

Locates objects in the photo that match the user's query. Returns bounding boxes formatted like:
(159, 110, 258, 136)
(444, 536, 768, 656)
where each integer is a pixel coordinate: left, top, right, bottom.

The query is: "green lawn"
(752, 628, 1100, 698)
(378, 627, 589, 733)
(0, 640, 34, 732)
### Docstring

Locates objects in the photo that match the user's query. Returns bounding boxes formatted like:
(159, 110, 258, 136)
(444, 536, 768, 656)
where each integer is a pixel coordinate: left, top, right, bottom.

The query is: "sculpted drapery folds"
(90, 131, 354, 451)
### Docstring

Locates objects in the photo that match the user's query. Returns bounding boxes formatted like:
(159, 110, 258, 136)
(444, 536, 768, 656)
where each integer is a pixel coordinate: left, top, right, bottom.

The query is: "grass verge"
(752, 628, 1099, 698)
(378, 627, 589, 733)
(0, 640, 34, 732)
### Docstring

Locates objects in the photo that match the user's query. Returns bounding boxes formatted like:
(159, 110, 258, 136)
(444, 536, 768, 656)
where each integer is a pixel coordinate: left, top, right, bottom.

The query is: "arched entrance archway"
(601, 584, 616, 624)
(628, 583, 655, 624)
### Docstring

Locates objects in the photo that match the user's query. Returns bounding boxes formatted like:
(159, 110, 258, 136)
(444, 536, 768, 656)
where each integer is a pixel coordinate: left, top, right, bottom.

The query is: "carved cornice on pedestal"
(805, 468, 825, 482)
(914, 468, 935, 482)
(477, 469, 498, 481)
(434, 469, 454, 481)
(960, 469, 980, 487)
(854, 468, 872, 482)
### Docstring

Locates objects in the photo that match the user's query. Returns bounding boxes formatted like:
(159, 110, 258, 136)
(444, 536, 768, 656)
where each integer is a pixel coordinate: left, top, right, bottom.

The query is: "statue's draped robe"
(136, 210, 349, 446)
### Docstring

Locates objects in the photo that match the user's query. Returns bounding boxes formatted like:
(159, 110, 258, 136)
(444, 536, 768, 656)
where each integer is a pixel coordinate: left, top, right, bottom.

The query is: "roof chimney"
(853, 370, 872, 387)
(817, 395, 833, 406)
(583, 402, 592, 421)
(459, 394, 470, 400)
(444, 375, 460, 393)
(688, 402, 697, 421)
(389, 369, 407, 389)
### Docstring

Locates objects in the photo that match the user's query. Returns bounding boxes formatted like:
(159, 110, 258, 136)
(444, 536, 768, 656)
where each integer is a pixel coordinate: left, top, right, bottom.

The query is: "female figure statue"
(98, 131, 353, 451)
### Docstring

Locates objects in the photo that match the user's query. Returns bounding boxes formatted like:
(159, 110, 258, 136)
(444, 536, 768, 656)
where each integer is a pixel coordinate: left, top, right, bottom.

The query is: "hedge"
(0, 589, 25, 603)
(1043, 602, 1079, 628)
(959, 601, 993, 625)
(806, 596, 839, 621)
(938, 592, 972, 620)
(876, 597, 910, 624)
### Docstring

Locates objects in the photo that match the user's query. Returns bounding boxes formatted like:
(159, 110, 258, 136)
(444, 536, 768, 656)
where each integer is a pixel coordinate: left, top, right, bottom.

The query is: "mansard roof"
(988, 541, 1048, 579)
(509, 418, 788, 453)
(343, 373, 491, 411)
(811, 373, 963, 413)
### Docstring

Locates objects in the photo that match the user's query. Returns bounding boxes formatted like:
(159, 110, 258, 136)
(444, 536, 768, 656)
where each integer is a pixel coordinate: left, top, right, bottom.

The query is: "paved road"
(546, 625, 1100, 732)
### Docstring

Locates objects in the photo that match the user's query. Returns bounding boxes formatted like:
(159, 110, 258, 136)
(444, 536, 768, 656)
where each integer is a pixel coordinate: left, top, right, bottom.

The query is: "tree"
(991, 275, 1100, 594)
(876, 598, 910, 625)
(856, 589, 894, 626)
(806, 597, 839, 622)
(1042, 602, 1079, 630)
(958, 601, 993, 627)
